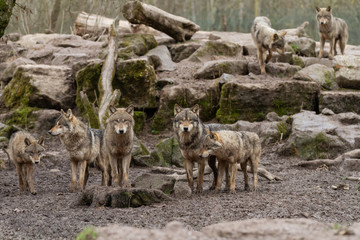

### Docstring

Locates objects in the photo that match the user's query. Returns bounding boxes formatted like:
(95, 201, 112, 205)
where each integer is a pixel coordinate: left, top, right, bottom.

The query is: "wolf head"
(270, 31, 287, 53)
(48, 109, 76, 136)
(173, 104, 201, 133)
(199, 131, 222, 158)
(316, 6, 332, 25)
(24, 136, 45, 164)
(107, 105, 134, 135)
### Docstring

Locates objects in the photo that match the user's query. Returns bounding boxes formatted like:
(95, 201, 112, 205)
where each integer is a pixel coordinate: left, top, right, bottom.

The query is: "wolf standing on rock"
(251, 16, 287, 74)
(5, 131, 45, 195)
(316, 6, 348, 60)
(200, 130, 261, 194)
(103, 105, 134, 188)
(48, 109, 109, 192)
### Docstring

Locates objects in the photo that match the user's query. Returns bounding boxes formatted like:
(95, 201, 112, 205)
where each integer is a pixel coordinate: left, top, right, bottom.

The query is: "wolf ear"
(24, 137, 32, 146)
(281, 31, 287, 37)
(174, 104, 183, 116)
(109, 105, 117, 114)
(326, 6, 331, 12)
(315, 6, 320, 12)
(38, 136, 45, 146)
(60, 109, 66, 116)
(191, 104, 200, 116)
(66, 109, 73, 119)
(126, 105, 134, 116)
(273, 33, 279, 41)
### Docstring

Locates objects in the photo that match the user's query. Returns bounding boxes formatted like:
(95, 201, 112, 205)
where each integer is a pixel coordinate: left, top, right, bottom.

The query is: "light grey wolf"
(173, 104, 223, 193)
(251, 16, 287, 74)
(48, 109, 109, 192)
(5, 131, 45, 195)
(200, 130, 261, 193)
(315, 6, 348, 59)
(103, 105, 134, 188)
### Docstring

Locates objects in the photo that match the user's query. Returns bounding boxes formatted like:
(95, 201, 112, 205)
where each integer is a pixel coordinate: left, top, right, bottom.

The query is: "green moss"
(75, 62, 102, 128)
(139, 141, 150, 155)
(292, 56, 305, 68)
(296, 133, 331, 160)
(118, 34, 157, 60)
(113, 59, 157, 108)
(134, 111, 146, 134)
(0, 0, 15, 38)
(75, 226, 97, 240)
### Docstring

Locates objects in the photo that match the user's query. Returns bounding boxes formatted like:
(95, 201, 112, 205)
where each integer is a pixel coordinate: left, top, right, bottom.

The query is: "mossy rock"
(151, 137, 184, 167)
(75, 60, 103, 128)
(132, 173, 176, 194)
(113, 59, 157, 108)
(216, 80, 320, 124)
(134, 111, 146, 133)
(118, 33, 157, 60)
(75, 226, 97, 240)
(189, 40, 242, 62)
(152, 80, 220, 131)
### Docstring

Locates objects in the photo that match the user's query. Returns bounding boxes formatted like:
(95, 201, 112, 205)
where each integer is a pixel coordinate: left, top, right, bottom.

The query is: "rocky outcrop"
(118, 33, 157, 60)
(336, 68, 360, 89)
(216, 77, 320, 123)
(0, 57, 36, 84)
(319, 91, 360, 114)
(279, 111, 360, 160)
(293, 64, 338, 90)
(168, 42, 202, 62)
(188, 40, 242, 62)
(194, 60, 248, 79)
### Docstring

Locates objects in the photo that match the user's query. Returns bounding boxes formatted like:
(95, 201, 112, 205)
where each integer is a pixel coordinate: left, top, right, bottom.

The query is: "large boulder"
(150, 137, 184, 167)
(248, 62, 301, 77)
(145, 45, 176, 72)
(168, 42, 202, 62)
(152, 80, 220, 131)
(0, 57, 36, 84)
(286, 37, 316, 57)
(132, 173, 176, 194)
(194, 60, 248, 79)
(279, 111, 360, 160)
(113, 58, 157, 108)
(118, 33, 157, 60)
(319, 91, 360, 114)
(293, 64, 338, 90)
(336, 68, 360, 90)
(188, 40, 242, 62)
(77, 186, 171, 208)
(333, 55, 360, 69)
(216, 77, 320, 123)
(3, 64, 75, 110)
(299, 57, 333, 68)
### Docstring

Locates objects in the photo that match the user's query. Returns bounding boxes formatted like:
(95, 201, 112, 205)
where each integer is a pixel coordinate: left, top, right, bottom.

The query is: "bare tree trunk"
(50, 0, 61, 31)
(122, 0, 200, 42)
(98, 24, 120, 128)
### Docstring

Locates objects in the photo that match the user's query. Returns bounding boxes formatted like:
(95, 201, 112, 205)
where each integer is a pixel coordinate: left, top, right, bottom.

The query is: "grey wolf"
(316, 6, 348, 59)
(200, 130, 261, 193)
(173, 104, 221, 193)
(251, 16, 287, 74)
(48, 109, 109, 192)
(103, 105, 134, 188)
(5, 131, 45, 195)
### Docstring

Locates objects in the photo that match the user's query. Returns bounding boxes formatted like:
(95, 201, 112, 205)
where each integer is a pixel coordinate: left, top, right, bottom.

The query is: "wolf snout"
(183, 127, 189, 132)
(34, 161, 40, 164)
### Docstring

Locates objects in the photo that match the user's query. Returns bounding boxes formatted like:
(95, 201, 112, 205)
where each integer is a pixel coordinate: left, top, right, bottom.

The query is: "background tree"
(0, 0, 16, 38)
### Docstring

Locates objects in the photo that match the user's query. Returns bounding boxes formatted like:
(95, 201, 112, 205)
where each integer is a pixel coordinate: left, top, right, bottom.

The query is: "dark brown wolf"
(103, 105, 134, 188)
(5, 131, 45, 195)
(251, 16, 287, 74)
(316, 6, 348, 59)
(48, 109, 109, 192)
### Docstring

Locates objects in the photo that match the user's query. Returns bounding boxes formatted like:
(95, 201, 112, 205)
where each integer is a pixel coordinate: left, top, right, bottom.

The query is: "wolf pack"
(5, 6, 348, 196)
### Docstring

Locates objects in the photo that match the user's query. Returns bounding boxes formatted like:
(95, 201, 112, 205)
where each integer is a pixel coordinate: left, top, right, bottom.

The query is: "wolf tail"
(2, 147, 12, 167)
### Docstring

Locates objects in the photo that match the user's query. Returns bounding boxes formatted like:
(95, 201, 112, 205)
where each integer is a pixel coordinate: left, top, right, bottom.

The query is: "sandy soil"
(1, 136, 359, 240)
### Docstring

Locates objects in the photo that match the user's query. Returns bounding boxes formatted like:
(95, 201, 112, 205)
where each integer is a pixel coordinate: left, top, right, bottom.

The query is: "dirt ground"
(1, 135, 359, 240)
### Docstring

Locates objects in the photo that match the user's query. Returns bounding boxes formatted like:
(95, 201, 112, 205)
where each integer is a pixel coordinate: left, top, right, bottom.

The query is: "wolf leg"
(78, 161, 87, 191)
(339, 38, 346, 55)
(241, 161, 250, 191)
(318, 37, 325, 58)
(250, 153, 260, 191)
(224, 163, 230, 191)
(15, 163, 25, 193)
(329, 38, 335, 60)
(257, 48, 266, 74)
(184, 159, 194, 191)
(122, 154, 132, 188)
(265, 49, 272, 63)
(83, 163, 89, 188)
(208, 155, 217, 190)
(110, 155, 120, 186)
(25, 163, 36, 195)
(334, 38, 338, 56)
(215, 161, 225, 193)
(229, 162, 238, 194)
(196, 159, 205, 193)
(70, 160, 78, 192)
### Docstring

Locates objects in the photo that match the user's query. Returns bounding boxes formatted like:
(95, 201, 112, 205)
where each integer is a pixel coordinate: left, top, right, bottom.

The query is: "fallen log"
(73, 11, 116, 36)
(122, 0, 200, 42)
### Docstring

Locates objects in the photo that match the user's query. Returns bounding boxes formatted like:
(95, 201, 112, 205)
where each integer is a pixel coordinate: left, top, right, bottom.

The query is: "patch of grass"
(332, 223, 342, 230)
(75, 226, 97, 240)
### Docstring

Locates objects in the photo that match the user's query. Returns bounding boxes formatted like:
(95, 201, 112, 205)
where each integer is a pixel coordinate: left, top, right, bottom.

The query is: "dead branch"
(79, 91, 99, 127)
(98, 24, 119, 128)
(297, 158, 343, 168)
(122, 0, 200, 42)
(73, 12, 115, 36)
(344, 176, 360, 181)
